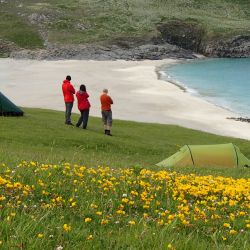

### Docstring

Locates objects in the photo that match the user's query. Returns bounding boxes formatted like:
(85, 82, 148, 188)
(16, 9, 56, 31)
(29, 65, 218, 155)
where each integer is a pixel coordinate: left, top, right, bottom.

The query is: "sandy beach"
(1, 58, 250, 140)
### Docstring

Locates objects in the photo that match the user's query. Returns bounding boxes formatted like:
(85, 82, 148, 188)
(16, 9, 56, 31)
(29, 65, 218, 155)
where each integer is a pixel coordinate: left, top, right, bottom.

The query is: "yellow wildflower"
(167, 243, 176, 250)
(90, 203, 98, 209)
(182, 219, 189, 226)
(37, 233, 44, 238)
(121, 198, 129, 203)
(87, 234, 93, 240)
(168, 214, 175, 220)
(131, 190, 138, 196)
(116, 210, 125, 215)
(0, 196, 6, 201)
(23, 190, 29, 196)
(157, 219, 164, 226)
(101, 219, 109, 225)
(63, 224, 71, 232)
(84, 217, 92, 223)
(229, 230, 237, 235)
(70, 202, 77, 207)
(128, 220, 136, 225)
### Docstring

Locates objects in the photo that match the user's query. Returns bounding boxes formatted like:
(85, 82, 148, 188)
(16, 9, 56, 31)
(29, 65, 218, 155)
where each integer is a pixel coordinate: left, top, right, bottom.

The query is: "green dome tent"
(156, 143, 250, 168)
(0, 92, 24, 116)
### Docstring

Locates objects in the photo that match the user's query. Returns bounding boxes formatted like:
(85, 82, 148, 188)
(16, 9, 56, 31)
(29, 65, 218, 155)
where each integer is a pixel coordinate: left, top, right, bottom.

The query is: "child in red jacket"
(76, 85, 91, 129)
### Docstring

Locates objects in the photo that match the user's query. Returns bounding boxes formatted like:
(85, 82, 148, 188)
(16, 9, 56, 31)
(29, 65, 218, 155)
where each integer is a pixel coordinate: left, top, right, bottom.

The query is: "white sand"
(1, 58, 250, 140)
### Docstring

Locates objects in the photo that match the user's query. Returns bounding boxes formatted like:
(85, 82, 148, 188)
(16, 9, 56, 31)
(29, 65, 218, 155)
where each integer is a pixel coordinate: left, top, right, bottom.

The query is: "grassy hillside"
(0, 0, 249, 49)
(0, 108, 250, 249)
(0, 11, 43, 49)
(1, 108, 250, 178)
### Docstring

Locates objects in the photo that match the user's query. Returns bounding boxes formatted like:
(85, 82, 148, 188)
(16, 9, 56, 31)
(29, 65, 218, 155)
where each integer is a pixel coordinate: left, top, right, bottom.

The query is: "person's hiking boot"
(66, 122, 74, 126)
(104, 129, 108, 134)
(106, 130, 112, 136)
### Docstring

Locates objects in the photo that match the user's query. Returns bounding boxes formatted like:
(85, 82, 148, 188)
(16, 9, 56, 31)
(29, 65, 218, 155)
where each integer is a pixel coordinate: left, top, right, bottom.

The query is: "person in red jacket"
(100, 88, 113, 136)
(76, 84, 91, 129)
(62, 75, 75, 125)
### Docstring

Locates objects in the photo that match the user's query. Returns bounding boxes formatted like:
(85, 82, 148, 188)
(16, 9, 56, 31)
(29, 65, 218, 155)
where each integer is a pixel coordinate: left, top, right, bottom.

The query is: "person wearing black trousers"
(76, 85, 91, 129)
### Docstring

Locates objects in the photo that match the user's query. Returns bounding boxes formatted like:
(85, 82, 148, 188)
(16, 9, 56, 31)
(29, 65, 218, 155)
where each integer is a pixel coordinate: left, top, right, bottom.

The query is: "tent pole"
(187, 145, 195, 167)
(232, 144, 239, 167)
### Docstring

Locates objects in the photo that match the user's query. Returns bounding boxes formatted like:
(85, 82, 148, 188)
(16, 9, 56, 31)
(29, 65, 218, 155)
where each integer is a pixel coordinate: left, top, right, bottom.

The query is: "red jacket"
(62, 80, 75, 102)
(76, 91, 91, 111)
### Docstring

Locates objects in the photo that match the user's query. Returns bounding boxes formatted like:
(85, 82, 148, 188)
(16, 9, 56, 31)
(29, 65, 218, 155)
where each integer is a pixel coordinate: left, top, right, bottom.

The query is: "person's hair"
(103, 88, 108, 93)
(80, 84, 86, 92)
(66, 75, 71, 81)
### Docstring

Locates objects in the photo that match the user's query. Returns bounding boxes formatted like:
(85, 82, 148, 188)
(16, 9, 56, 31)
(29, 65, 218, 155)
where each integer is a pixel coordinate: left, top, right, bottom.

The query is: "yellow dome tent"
(156, 143, 250, 168)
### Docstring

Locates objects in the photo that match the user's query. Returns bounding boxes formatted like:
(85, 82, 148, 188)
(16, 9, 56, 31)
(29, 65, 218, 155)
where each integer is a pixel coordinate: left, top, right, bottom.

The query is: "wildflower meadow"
(0, 161, 249, 249)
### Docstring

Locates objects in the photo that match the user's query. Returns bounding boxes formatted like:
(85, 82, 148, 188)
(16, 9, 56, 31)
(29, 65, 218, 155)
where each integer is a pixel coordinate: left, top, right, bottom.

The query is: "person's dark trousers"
(76, 109, 89, 129)
(65, 102, 73, 124)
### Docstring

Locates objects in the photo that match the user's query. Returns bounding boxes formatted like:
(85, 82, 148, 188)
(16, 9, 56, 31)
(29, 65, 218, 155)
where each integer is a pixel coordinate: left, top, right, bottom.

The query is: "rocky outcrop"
(227, 117, 250, 123)
(10, 43, 196, 60)
(157, 20, 205, 52)
(7, 34, 250, 60)
(0, 39, 17, 57)
(156, 20, 250, 58)
(203, 35, 250, 58)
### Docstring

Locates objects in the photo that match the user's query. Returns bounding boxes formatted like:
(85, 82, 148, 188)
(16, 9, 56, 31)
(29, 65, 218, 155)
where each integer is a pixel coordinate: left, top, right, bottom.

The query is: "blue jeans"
(65, 102, 73, 124)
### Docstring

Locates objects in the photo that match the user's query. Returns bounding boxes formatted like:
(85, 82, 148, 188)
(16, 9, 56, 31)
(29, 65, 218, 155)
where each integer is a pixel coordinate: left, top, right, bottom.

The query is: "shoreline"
(1, 58, 250, 140)
(158, 58, 250, 120)
(156, 68, 186, 92)
(155, 55, 208, 92)
(156, 59, 236, 115)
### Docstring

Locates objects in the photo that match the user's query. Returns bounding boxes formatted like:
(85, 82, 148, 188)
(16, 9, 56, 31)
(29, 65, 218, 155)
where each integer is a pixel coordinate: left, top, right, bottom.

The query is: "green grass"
(0, 0, 249, 48)
(0, 12, 43, 49)
(0, 108, 250, 249)
(0, 108, 250, 178)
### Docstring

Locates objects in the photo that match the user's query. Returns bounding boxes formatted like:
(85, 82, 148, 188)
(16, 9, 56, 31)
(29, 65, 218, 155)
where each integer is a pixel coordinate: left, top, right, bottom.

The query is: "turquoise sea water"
(161, 58, 250, 117)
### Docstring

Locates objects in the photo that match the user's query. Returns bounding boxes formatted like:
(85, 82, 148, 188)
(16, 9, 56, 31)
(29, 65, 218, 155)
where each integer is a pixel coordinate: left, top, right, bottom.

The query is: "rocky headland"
(0, 3, 249, 60)
(3, 21, 250, 60)
(4, 33, 250, 61)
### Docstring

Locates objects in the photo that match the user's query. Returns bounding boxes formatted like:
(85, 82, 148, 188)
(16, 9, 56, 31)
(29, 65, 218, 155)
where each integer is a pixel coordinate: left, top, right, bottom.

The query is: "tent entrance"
(0, 92, 24, 116)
